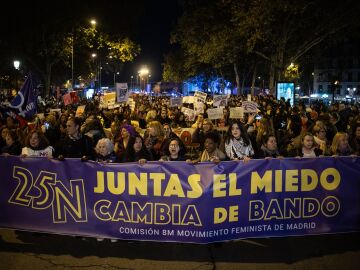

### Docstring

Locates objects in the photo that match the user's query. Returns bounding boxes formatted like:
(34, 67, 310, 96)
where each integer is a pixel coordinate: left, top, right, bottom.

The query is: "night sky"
(0, 0, 181, 83)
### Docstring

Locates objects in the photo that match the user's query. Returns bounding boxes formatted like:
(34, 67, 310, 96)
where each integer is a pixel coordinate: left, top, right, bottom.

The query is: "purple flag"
(9, 74, 37, 119)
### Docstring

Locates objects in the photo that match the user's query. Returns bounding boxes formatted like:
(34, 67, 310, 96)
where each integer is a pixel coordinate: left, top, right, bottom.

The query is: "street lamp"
(138, 66, 149, 91)
(71, 19, 97, 90)
(113, 71, 119, 88)
(91, 53, 98, 89)
(130, 75, 134, 90)
(13, 60, 20, 70)
(13, 60, 20, 89)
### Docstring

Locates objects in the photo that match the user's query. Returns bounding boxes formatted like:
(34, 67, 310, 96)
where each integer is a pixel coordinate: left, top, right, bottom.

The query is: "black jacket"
(55, 135, 94, 160)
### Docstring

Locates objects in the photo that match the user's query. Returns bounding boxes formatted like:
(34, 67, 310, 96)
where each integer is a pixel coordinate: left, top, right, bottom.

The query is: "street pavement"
(1, 228, 360, 270)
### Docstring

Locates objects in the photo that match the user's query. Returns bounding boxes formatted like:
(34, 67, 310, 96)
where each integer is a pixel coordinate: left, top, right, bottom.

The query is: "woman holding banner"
(199, 131, 226, 162)
(225, 120, 254, 162)
(21, 129, 54, 158)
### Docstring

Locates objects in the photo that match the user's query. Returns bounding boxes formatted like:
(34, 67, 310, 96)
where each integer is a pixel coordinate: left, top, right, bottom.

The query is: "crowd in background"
(1, 93, 359, 164)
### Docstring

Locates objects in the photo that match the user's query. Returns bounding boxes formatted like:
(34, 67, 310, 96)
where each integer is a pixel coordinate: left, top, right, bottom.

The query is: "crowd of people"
(1, 93, 359, 164)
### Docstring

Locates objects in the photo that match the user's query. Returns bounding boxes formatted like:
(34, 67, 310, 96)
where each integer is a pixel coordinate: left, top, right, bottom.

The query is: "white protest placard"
(207, 107, 224, 120)
(116, 83, 129, 103)
(194, 90, 207, 103)
(170, 97, 183, 107)
(213, 95, 228, 107)
(181, 107, 195, 121)
(194, 102, 205, 115)
(182, 96, 195, 104)
(241, 101, 258, 113)
(230, 107, 244, 119)
(247, 94, 252, 101)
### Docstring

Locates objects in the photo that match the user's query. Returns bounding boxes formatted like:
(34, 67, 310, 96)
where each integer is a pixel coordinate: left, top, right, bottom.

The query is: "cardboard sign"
(229, 107, 244, 119)
(170, 97, 183, 107)
(194, 102, 205, 115)
(75, 105, 86, 117)
(213, 95, 228, 107)
(181, 107, 195, 121)
(104, 92, 116, 103)
(241, 101, 258, 113)
(182, 96, 195, 104)
(207, 108, 224, 120)
(116, 83, 129, 103)
(194, 91, 207, 103)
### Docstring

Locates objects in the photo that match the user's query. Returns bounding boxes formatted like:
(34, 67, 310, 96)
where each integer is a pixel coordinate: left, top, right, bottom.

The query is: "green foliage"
(284, 63, 300, 81)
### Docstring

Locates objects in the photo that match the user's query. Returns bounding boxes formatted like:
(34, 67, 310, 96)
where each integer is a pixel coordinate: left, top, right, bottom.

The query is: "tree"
(0, 3, 140, 97)
(230, 0, 360, 93)
(170, 0, 360, 95)
(170, 0, 254, 94)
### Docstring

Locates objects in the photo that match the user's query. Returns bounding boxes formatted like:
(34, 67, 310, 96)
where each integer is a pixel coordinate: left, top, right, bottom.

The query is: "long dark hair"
(225, 120, 251, 146)
(126, 133, 152, 162)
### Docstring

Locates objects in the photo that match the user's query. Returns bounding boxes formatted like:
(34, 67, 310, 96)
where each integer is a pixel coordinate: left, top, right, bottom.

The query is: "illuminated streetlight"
(13, 60, 20, 89)
(138, 67, 149, 76)
(113, 71, 120, 87)
(13, 60, 20, 70)
(72, 19, 97, 90)
(138, 66, 150, 91)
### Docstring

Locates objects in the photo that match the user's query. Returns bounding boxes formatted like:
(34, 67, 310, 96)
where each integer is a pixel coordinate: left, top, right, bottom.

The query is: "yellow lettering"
(128, 173, 148, 195)
(187, 174, 202, 198)
(320, 168, 341, 190)
(285, 170, 298, 191)
(301, 169, 318, 191)
(164, 174, 185, 197)
(213, 174, 226, 197)
(149, 173, 165, 196)
(251, 171, 272, 194)
(229, 173, 241, 196)
(214, 207, 227, 224)
(94, 171, 105, 193)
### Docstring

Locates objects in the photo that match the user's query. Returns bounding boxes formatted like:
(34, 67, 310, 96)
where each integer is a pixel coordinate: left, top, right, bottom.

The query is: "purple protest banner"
(0, 156, 359, 244)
